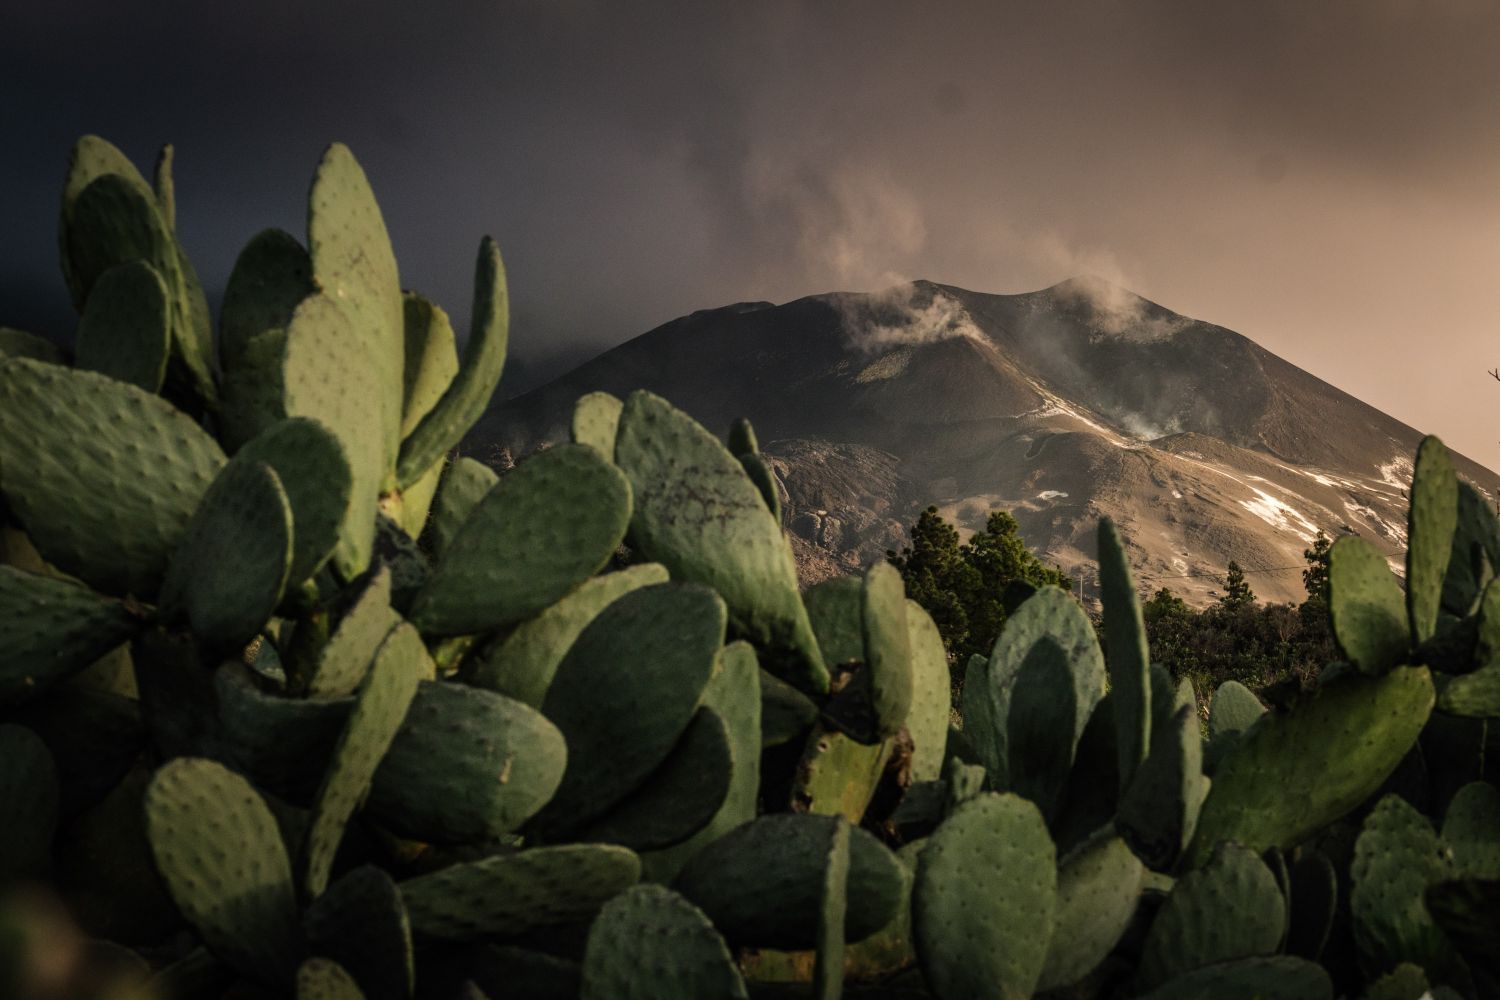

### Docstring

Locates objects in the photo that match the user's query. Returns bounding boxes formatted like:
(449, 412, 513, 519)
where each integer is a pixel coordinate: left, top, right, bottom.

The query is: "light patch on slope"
(1037, 490, 1068, 500)
(1023, 380, 1136, 448)
(854, 346, 914, 382)
(1344, 499, 1409, 546)
(1379, 455, 1414, 492)
(1239, 486, 1319, 541)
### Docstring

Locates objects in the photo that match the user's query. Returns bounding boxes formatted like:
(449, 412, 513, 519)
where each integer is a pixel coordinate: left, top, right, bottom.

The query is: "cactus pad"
(913, 791, 1056, 1000)
(234, 418, 353, 588)
(399, 292, 458, 440)
(1351, 793, 1460, 979)
(0, 566, 141, 706)
(1443, 781, 1500, 878)
(73, 259, 170, 392)
(1330, 534, 1411, 675)
(862, 561, 912, 739)
(530, 583, 724, 837)
(421, 457, 497, 561)
(283, 292, 383, 579)
(580, 884, 747, 1000)
(1136, 843, 1286, 991)
(144, 757, 303, 986)
(304, 623, 424, 897)
(0, 357, 225, 597)
(1187, 666, 1433, 867)
(1118, 703, 1210, 871)
(905, 600, 951, 783)
(571, 390, 623, 457)
(0, 725, 59, 882)
(218, 228, 313, 449)
(642, 642, 762, 882)
(368, 681, 566, 844)
(673, 813, 906, 949)
(1037, 830, 1145, 993)
(303, 865, 413, 1000)
(305, 567, 397, 698)
(468, 563, 668, 706)
(158, 457, 293, 651)
(576, 707, 731, 851)
(400, 844, 640, 941)
(1407, 436, 1458, 645)
(396, 238, 508, 487)
(1435, 664, 1500, 717)
(1098, 519, 1152, 794)
(614, 389, 826, 693)
(813, 819, 851, 1000)
(296, 958, 365, 999)
(408, 443, 630, 636)
(1135, 956, 1332, 1000)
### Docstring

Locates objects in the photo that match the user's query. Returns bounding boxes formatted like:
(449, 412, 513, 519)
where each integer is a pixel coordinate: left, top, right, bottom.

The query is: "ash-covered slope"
(467, 278, 1500, 605)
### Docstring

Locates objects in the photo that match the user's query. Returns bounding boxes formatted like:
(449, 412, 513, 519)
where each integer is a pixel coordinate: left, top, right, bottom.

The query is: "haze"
(4, 1, 1498, 471)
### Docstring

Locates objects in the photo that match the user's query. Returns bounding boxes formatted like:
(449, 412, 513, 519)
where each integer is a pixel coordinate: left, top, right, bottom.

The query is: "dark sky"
(5, 1, 1500, 468)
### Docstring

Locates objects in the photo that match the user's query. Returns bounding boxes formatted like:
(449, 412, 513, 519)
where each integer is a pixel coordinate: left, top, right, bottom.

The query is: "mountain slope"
(467, 278, 1499, 605)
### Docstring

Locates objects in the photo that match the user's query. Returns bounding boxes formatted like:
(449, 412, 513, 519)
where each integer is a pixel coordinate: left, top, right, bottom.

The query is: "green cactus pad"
(674, 813, 906, 949)
(59, 135, 152, 305)
(614, 390, 827, 693)
(1118, 703, 1211, 871)
(1435, 664, 1500, 717)
(571, 390, 624, 456)
(463, 946, 580, 1000)
(728, 416, 759, 456)
(1006, 636, 1083, 819)
(153, 144, 175, 230)
(400, 844, 640, 941)
(304, 568, 398, 698)
(420, 457, 497, 561)
(1204, 680, 1265, 773)
(862, 561, 912, 739)
(738, 452, 783, 524)
(0, 567, 141, 706)
(73, 259, 170, 392)
(1287, 851, 1338, 962)
(1444, 482, 1500, 616)
(396, 238, 508, 488)
(0, 725, 59, 882)
(218, 229, 314, 449)
(1098, 519, 1152, 795)
(0, 327, 67, 363)
(231, 418, 353, 589)
(1329, 535, 1410, 674)
(307, 143, 404, 473)
(1136, 843, 1286, 991)
(144, 757, 303, 987)
(530, 583, 724, 837)
(1363, 964, 1434, 1000)
(1135, 956, 1332, 1000)
(760, 666, 820, 747)
(206, 662, 349, 799)
(399, 292, 458, 440)
(303, 865, 414, 1000)
(642, 641, 763, 882)
(1037, 829, 1146, 993)
(1186, 666, 1433, 867)
(1425, 878, 1500, 996)
(1408, 436, 1459, 645)
(1443, 782, 1500, 878)
(0, 357, 225, 597)
(1477, 578, 1500, 663)
(468, 563, 669, 706)
(575, 707, 732, 851)
(913, 791, 1056, 1000)
(296, 958, 365, 999)
(369, 681, 566, 843)
(904, 600, 950, 783)
(304, 623, 425, 897)
(791, 725, 893, 823)
(804, 575, 864, 666)
(1351, 793, 1460, 978)
(408, 443, 631, 636)
(158, 457, 293, 651)
(814, 819, 851, 1000)
(283, 292, 384, 579)
(581, 884, 747, 1000)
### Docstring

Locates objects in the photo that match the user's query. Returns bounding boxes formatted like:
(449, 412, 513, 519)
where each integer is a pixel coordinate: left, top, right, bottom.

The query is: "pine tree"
(1221, 560, 1255, 609)
(1302, 531, 1332, 604)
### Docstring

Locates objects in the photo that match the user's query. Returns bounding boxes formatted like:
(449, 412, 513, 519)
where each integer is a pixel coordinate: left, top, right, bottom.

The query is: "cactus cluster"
(2, 137, 1499, 1000)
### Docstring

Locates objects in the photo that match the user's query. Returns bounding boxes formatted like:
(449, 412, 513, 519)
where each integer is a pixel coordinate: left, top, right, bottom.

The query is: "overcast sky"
(5, 1, 1500, 469)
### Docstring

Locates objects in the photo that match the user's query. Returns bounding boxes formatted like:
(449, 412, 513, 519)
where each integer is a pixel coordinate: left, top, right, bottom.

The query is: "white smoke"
(844, 283, 986, 352)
